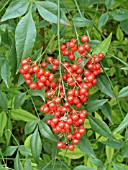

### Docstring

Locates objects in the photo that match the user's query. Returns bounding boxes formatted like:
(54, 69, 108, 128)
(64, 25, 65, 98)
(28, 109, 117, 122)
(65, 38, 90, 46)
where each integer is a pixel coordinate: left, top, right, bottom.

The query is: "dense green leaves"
(73, 17, 92, 27)
(86, 99, 108, 112)
(29, 89, 45, 102)
(1, 61, 11, 88)
(35, 1, 70, 26)
(78, 135, 96, 158)
(117, 86, 128, 98)
(39, 120, 57, 142)
(0, 112, 7, 137)
(89, 116, 114, 139)
(24, 160, 32, 170)
(120, 20, 128, 34)
(31, 128, 42, 163)
(10, 109, 39, 122)
(14, 152, 23, 170)
(1, 0, 29, 21)
(110, 9, 128, 21)
(0, 90, 8, 111)
(14, 92, 26, 109)
(101, 102, 112, 123)
(98, 13, 108, 28)
(4, 146, 18, 156)
(15, 11, 36, 67)
(74, 166, 95, 170)
(93, 33, 112, 55)
(105, 0, 115, 10)
(97, 75, 115, 98)
(25, 120, 38, 135)
(114, 114, 128, 134)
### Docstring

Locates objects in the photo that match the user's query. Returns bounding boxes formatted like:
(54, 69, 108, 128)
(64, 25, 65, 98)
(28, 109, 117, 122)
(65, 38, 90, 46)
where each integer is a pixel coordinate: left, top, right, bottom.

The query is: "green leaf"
(88, 116, 114, 139)
(5, 118, 12, 145)
(105, 0, 115, 10)
(74, 165, 96, 170)
(1, 0, 29, 21)
(0, 90, 8, 111)
(14, 152, 23, 170)
(86, 99, 108, 112)
(24, 160, 32, 170)
(29, 89, 45, 102)
(98, 13, 108, 28)
(31, 128, 42, 164)
(106, 146, 114, 162)
(78, 135, 96, 158)
(122, 146, 128, 158)
(14, 92, 26, 109)
(110, 9, 128, 21)
(15, 11, 36, 67)
(4, 146, 18, 156)
(114, 114, 128, 134)
(113, 163, 124, 170)
(59, 147, 84, 159)
(92, 33, 112, 55)
(19, 145, 32, 156)
(1, 61, 11, 88)
(0, 112, 7, 136)
(101, 103, 112, 123)
(35, 1, 70, 26)
(117, 86, 128, 98)
(101, 139, 124, 149)
(97, 75, 115, 98)
(10, 109, 39, 122)
(116, 25, 124, 41)
(39, 120, 57, 142)
(120, 20, 128, 35)
(73, 17, 92, 27)
(25, 120, 38, 135)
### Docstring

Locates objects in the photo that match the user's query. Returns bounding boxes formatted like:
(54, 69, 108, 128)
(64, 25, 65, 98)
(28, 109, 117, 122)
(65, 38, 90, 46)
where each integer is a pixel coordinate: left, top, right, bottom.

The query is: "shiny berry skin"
(60, 44, 66, 51)
(29, 83, 38, 90)
(98, 52, 104, 58)
(84, 44, 90, 50)
(73, 138, 79, 144)
(68, 144, 74, 151)
(81, 35, 89, 42)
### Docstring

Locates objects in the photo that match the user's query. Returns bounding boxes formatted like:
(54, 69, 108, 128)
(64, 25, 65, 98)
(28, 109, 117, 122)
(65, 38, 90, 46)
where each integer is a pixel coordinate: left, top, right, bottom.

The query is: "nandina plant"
(0, 0, 128, 170)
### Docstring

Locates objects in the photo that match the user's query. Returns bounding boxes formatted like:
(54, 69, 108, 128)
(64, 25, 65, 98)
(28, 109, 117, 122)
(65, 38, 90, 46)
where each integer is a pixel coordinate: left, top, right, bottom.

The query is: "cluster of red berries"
(20, 35, 104, 151)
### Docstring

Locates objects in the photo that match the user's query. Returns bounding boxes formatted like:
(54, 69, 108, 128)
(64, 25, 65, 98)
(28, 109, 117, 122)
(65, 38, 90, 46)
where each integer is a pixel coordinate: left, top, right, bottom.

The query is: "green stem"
(73, 0, 83, 17)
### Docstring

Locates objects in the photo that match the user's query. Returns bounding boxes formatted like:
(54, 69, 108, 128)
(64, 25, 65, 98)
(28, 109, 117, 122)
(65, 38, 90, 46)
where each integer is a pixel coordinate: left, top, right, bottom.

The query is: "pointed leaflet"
(1, 0, 29, 21)
(117, 86, 128, 98)
(15, 11, 36, 67)
(4, 146, 18, 156)
(24, 160, 32, 170)
(78, 135, 96, 158)
(96, 75, 115, 98)
(98, 13, 108, 28)
(10, 109, 39, 122)
(74, 166, 95, 170)
(73, 17, 92, 27)
(25, 120, 38, 135)
(89, 116, 114, 139)
(35, 1, 70, 26)
(110, 9, 128, 21)
(39, 120, 57, 142)
(1, 61, 11, 88)
(86, 99, 108, 112)
(101, 102, 112, 123)
(14, 152, 23, 170)
(0, 90, 8, 111)
(92, 33, 112, 55)
(114, 114, 128, 134)
(14, 92, 26, 109)
(105, 0, 115, 10)
(31, 128, 42, 164)
(0, 112, 7, 137)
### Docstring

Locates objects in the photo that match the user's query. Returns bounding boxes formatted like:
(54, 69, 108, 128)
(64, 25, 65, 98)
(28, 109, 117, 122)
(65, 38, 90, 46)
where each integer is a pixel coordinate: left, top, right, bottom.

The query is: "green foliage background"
(0, 0, 128, 169)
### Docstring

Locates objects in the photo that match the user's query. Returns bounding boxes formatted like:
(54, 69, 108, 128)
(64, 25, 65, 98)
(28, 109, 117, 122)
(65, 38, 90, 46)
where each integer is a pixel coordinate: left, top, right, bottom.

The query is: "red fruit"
(29, 82, 38, 90)
(98, 52, 104, 58)
(48, 73, 54, 82)
(78, 128, 86, 134)
(57, 141, 63, 148)
(72, 64, 79, 71)
(81, 35, 89, 42)
(78, 45, 85, 54)
(75, 132, 82, 139)
(58, 122, 65, 128)
(67, 134, 73, 140)
(22, 64, 30, 73)
(87, 73, 95, 82)
(68, 54, 75, 60)
(41, 62, 47, 68)
(54, 97, 61, 104)
(32, 65, 40, 73)
(72, 138, 79, 144)
(69, 42, 75, 48)
(52, 65, 58, 71)
(84, 44, 90, 50)
(53, 59, 60, 66)
(60, 44, 66, 51)
(72, 114, 79, 121)
(43, 106, 50, 113)
(68, 144, 74, 151)
(46, 56, 53, 63)
(21, 59, 28, 65)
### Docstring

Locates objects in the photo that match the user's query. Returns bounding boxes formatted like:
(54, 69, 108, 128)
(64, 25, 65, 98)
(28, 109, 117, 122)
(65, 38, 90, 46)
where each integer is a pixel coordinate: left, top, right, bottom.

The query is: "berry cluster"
(20, 35, 104, 151)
